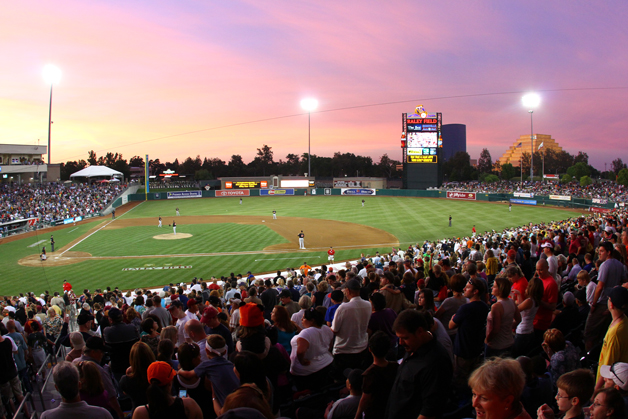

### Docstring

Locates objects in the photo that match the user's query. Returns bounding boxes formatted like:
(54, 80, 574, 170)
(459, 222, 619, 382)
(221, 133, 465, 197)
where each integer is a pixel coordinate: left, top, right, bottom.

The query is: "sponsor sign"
(122, 265, 193, 271)
(592, 198, 608, 205)
(225, 180, 267, 189)
(27, 218, 39, 226)
(510, 199, 537, 206)
(513, 192, 534, 198)
(544, 174, 560, 179)
(122, 196, 128, 205)
(549, 195, 571, 201)
(324, 188, 331, 195)
(620, 203, 625, 207)
(590, 207, 612, 214)
(259, 189, 295, 196)
(407, 124, 438, 132)
(63, 216, 83, 225)
(446, 191, 476, 200)
(407, 155, 437, 163)
(167, 191, 202, 199)
(341, 188, 376, 196)
(280, 179, 309, 188)
(333, 180, 362, 188)
(216, 190, 250, 197)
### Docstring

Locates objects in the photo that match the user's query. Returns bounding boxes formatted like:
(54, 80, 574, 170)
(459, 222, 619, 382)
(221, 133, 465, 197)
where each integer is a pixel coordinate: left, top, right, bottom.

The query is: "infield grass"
(0, 196, 579, 295)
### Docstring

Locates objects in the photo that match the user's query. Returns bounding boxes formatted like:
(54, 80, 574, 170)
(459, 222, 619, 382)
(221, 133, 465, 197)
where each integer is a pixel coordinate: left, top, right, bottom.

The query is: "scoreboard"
(401, 106, 443, 189)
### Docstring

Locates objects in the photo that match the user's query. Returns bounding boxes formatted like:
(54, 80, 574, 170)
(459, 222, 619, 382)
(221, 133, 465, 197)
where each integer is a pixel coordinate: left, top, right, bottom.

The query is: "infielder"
(327, 246, 335, 262)
(158, 216, 162, 227)
(50, 235, 55, 252)
(298, 230, 305, 249)
(272, 210, 277, 220)
(172, 220, 176, 235)
(362, 199, 365, 207)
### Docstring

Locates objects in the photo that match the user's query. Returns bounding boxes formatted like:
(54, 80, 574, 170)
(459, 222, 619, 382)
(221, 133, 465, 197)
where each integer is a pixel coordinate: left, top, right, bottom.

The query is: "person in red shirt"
(507, 267, 528, 301)
(63, 280, 72, 292)
(472, 225, 476, 236)
(327, 247, 335, 262)
(532, 259, 558, 343)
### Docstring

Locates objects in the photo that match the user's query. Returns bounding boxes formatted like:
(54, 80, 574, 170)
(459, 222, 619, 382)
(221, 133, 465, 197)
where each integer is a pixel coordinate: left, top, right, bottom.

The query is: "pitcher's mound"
(154, 233, 192, 240)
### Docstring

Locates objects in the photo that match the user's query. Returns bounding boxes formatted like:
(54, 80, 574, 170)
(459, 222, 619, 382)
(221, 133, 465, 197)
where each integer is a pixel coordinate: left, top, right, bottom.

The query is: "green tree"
(612, 158, 627, 175)
(617, 168, 628, 186)
(501, 163, 516, 180)
(566, 162, 591, 181)
(87, 150, 98, 166)
(194, 169, 212, 180)
(482, 174, 500, 183)
(129, 156, 144, 167)
(376, 154, 401, 178)
(580, 175, 592, 186)
(574, 151, 589, 165)
(561, 174, 573, 184)
(477, 148, 493, 174)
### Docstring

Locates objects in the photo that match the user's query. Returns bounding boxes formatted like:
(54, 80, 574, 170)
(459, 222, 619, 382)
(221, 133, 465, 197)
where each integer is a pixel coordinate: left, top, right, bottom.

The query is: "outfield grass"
(0, 196, 578, 295)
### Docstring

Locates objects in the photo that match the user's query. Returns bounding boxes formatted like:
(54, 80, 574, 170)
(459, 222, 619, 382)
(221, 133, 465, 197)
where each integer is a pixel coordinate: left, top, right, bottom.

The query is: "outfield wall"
(126, 189, 617, 210)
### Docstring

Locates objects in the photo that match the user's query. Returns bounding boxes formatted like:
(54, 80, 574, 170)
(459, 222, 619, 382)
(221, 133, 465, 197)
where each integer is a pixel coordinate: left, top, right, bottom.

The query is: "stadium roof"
(69, 165, 123, 178)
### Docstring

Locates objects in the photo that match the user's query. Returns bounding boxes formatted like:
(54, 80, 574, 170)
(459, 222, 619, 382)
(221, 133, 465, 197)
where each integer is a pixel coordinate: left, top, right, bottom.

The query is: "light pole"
(522, 93, 540, 182)
(43, 65, 62, 166)
(300, 98, 318, 177)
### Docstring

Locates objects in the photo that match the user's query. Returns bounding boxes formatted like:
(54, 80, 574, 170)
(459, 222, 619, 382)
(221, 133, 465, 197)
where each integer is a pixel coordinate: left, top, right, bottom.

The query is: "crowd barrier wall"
(127, 189, 619, 209)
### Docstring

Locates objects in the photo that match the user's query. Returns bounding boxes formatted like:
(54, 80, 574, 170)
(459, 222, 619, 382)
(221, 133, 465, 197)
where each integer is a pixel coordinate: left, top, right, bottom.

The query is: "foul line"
(58, 202, 145, 257)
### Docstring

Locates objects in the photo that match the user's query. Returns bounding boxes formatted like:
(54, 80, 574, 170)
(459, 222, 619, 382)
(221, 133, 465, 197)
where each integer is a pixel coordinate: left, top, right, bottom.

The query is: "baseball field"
(0, 195, 578, 295)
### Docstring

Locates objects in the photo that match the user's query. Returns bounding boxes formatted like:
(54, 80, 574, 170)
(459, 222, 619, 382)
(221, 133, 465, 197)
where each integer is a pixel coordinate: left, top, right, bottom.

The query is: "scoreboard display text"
(407, 155, 437, 163)
(225, 180, 268, 189)
(402, 112, 442, 164)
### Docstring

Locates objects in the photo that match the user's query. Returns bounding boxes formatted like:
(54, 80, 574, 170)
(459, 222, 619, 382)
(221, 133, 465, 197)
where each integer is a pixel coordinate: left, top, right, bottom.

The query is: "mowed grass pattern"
(0, 196, 578, 295)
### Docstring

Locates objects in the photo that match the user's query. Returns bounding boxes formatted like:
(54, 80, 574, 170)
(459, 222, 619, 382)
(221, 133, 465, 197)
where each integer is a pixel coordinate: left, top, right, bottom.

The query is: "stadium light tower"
(521, 93, 540, 181)
(43, 64, 62, 166)
(300, 98, 318, 177)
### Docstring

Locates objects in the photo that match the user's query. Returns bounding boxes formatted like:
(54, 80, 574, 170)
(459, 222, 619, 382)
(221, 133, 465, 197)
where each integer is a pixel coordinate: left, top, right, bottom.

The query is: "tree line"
(59, 146, 403, 181)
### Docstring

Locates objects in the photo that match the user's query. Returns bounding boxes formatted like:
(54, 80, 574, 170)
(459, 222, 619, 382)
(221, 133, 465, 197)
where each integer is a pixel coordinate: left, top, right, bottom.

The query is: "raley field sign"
(446, 191, 476, 200)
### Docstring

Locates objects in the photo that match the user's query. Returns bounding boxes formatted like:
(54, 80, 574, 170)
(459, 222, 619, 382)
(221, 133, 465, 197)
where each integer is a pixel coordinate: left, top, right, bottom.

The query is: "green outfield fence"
(125, 189, 617, 210)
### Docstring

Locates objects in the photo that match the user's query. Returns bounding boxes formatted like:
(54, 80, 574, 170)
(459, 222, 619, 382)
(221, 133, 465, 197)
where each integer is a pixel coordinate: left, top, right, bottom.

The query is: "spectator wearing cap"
(151, 295, 171, 328)
(549, 292, 580, 336)
(325, 290, 345, 327)
(167, 300, 191, 346)
(66, 332, 85, 362)
(201, 306, 234, 355)
(73, 337, 124, 419)
(40, 361, 112, 419)
(279, 290, 300, 318)
(541, 241, 559, 284)
(103, 307, 139, 380)
(185, 298, 200, 321)
(600, 362, 628, 407)
(586, 242, 628, 351)
(60, 310, 94, 348)
(595, 286, 628, 393)
(331, 279, 372, 379)
(132, 361, 202, 419)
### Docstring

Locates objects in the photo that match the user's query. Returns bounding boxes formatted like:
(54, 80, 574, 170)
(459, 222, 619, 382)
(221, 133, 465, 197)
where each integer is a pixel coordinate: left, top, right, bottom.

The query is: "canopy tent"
(70, 166, 123, 178)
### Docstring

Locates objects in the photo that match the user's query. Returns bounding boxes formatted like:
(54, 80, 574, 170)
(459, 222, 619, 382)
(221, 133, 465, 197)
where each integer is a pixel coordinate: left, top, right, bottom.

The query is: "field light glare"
(521, 93, 540, 109)
(300, 98, 318, 112)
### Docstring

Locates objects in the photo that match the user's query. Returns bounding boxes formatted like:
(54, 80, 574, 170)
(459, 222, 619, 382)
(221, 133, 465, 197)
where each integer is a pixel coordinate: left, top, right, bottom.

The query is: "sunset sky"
(1, 1, 626, 170)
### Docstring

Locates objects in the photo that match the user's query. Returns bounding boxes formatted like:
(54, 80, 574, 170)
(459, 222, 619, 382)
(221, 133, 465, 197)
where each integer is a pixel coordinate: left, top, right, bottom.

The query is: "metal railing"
(11, 391, 36, 419)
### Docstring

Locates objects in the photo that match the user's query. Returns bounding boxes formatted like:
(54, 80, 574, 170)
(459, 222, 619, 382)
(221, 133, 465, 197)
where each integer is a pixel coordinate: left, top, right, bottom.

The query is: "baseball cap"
(562, 291, 575, 307)
(69, 332, 85, 350)
(168, 300, 183, 311)
(574, 288, 587, 304)
(343, 368, 364, 391)
(108, 307, 123, 320)
(85, 336, 111, 352)
(609, 286, 628, 311)
(187, 299, 198, 308)
(342, 279, 361, 291)
(507, 249, 517, 259)
(77, 311, 94, 325)
(279, 289, 291, 298)
(147, 361, 176, 386)
(541, 242, 553, 248)
(201, 306, 218, 324)
(239, 303, 264, 327)
(600, 363, 628, 391)
(331, 290, 344, 302)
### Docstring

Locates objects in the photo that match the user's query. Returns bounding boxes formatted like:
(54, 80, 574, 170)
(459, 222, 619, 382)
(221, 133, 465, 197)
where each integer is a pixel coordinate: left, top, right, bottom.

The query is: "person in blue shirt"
(325, 290, 344, 327)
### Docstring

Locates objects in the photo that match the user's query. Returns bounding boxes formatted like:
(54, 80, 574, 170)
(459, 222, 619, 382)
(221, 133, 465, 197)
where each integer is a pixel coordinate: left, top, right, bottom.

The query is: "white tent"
(70, 166, 123, 178)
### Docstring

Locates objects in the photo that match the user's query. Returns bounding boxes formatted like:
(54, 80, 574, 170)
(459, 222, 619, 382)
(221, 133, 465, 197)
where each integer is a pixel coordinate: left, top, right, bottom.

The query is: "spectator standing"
(533, 259, 559, 345)
(595, 286, 628, 393)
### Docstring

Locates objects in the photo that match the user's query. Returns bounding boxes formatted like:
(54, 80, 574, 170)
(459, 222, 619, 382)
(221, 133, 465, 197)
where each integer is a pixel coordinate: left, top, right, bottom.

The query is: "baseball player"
(172, 220, 176, 235)
(176, 207, 180, 216)
(158, 216, 162, 227)
(240, 198, 242, 205)
(362, 199, 365, 207)
(327, 246, 335, 262)
(272, 210, 277, 220)
(298, 230, 305, 249)
(50, 235, 55, 252)
(509, 203, 512, 212)
(449, 215, 452, 227)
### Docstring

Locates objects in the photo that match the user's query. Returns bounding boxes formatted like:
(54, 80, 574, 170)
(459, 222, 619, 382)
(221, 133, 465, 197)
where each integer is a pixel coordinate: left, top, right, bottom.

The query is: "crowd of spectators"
(0, 182, 123, 224)
(442, 180, 628, 202)
(2, 210, 628, 419)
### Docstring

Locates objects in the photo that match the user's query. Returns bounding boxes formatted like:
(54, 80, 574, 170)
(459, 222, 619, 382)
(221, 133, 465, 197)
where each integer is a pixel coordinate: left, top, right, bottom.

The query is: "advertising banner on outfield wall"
(341, 188, 376, 196)
(513, 192, 535, 198)
(590, 207, 612, 214)
(446, 191, 476, 200)
(592, 198, 609, 205)
(510, 199, 537, 206)
(260, 189, 295, 196)
(167, 191, 202, 199)
(334, 180, 361, 188)
(549, 195, 571, 201)
(216, 190, 250, 197)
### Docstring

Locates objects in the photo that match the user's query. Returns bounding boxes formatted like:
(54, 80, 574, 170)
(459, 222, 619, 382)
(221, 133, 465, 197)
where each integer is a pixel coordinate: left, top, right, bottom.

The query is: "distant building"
(0, 144, 59, 183)
(499, 134, 563, 167)
(441, 124, 466, 161)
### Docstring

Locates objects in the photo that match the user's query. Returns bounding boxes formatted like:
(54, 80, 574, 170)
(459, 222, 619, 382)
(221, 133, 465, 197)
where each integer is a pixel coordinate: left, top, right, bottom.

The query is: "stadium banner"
(510, 199, 537, 206)
(280, 180, 308, 188)
(592, 198, 608, 205)
(167, 191, 202, 199)
(620, 203, 625, 207)
(333, 180, 361, 188)
(513, 192, 534, 198)
(259, 189, 295, 196)
(324, 188, 331, 195)
(590, 206, 612, 214)
(216, 190, 251, 197)
(549, 195, 571, 201)
(446, 191, 476, 200)
(341, 188, 376, 196)
(544, 174, 560, 179)
(63, 216, 83, 225)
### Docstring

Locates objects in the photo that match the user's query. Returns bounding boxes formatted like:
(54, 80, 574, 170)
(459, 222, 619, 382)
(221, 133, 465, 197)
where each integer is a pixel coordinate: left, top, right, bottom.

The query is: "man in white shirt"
(168, 300, 190, 346)
(331, 279, 371, 380)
